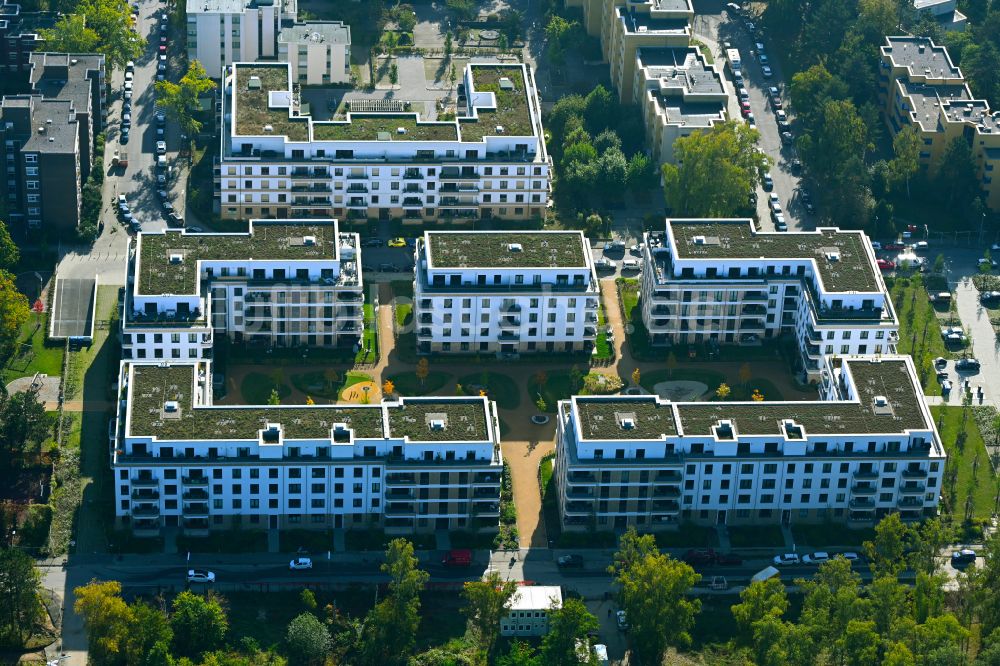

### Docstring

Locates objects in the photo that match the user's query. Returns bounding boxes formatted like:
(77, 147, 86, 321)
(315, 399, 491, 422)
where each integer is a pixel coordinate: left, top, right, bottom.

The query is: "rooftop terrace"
(425, 231, 588, 269)
(128, 364, 494, 443)
(667, 221, 880, 293)
(313, 114, 458, 142)
(136, 222, 338, 296)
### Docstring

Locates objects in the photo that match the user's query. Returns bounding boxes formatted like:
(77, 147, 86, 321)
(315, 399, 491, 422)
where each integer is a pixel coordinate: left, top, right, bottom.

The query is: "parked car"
(762, 65, 773, 78)
(738, 87, 749, 102)
(289, 557, 313, 570)
(762, 173, 774, 190)
(781, 131, 794, 145)
(981, 291, 1000, 303)
(167, 212, 184, 227)
(683, 549, 717, 565)
(876, 259, 895, 271)
(803, 552, 829, 565)
(941, 379, 953, 393)
(557, 554, 584, 568)
(759, 53, 770, 65)
(951, 549, 976, 566)
(616, 610, 629, 631)
(840, 552, 861, 562)
(388, 237, 407, 248)
(156, 140, 167, 155)
(187, 569, 215, 583)
(117, 194, 128, 210)
(740, 100, 752, 118)
(773, 214, 787, 231)
(122, 113, 131, 126)
(746, 112, 756, 129)
(595, 257, 616, 271)
(715, 553, 743, 566)
(955, 358, 981, 371)
(773, 553, 800, 566)
(621, 258, 640, 271)
(934, 356, 948, 368)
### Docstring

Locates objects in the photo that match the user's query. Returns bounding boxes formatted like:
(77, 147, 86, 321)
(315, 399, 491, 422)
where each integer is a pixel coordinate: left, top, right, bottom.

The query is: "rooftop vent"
(426, 412, 448, 431)
(495, 125, 505, 134)
(499, 76, 515, 91)
(713, 419, 735, 440)
(872, 395, 893, 415)
(918, 43, 925, 53)
(169, 253, 183, 264)
(247, 75, 262, 90)
(163, 400, 179, 413)
(615, 411, 638, 430)
(824, 250, 841, 262)
(37, 126, 45, 134)
(429, 418, 446, 430)
(507, 243, 522, 252)
(45, 118, 52, 124)
(693, 235, 706, 244)
(70, 58, 78, 65)
(263, 124, 273, 132)
(303, 235, 316, 245)
(48, 137, 53, 142)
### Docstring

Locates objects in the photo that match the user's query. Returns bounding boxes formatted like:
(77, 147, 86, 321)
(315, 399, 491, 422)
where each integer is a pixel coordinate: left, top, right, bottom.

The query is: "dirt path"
(372, 282, 397, 384)
(600, 278, 632, 379)
(501, 437, 555, 549)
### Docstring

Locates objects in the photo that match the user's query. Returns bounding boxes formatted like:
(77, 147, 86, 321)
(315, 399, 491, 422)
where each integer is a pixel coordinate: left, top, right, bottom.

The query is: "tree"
(359, 539, 429, 664)
(910, 517, 949, 575)
(415, 358, 429, 386)
(662, 121, 768, 217)
(731, 578, 788, 642)
(616, 552, 701, 663)
(626, 152, 658, 192)
(449, 63, 457, 91)
(608, 527, 658, 577)
(788, 64, 849, 128)
(462, 571, 518, 659)
(864, 512, 911, 577)
(445, 0, 476, 21)
(0, 221, 18, 271)
(170, 591, 228, 659)
(443, 32, 453, 58)
(499, 8, 522, 43)
(124, 601, 173, 666)
(631, 367, 641, 386)
(0, 548, 44, 648)
(154, 60, 217, 142)
(544, 15, 580, 64)
(285, 612, 330, 665)
(0, 271, 29, 353)
(936, 136, 980, 209)
(74, 0, 146, 70)
(40, 14, 99, 55)
(267, 389, 281, 405)
(751, 389, 765, 401)
(393, 4, 416, 32)
(389, 63, 399, 88)
(890, 125, 921, 198)
(716, 383, 731, 400)
(499, 641, 541, 666)
(738, 362, 752, 387)
(74, 580, 132, 664)
(0, 385, 52, 454)
(583, 85, 616, 136)
(382, 379, 395, 396)
(539, 598, 599, 666)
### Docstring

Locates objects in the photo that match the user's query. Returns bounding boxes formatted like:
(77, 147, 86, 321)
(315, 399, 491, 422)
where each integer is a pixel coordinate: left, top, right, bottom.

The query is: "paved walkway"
(6, 373, 60, 410)
(952, 277, 1000, 409)
(502, 438, 555, 549)
(600, 278, 632, 378)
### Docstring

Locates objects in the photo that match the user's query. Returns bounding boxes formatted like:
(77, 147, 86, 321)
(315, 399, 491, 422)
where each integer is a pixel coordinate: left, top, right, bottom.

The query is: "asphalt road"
(108, 0, 177, 235)
(693, 1, 810, 231)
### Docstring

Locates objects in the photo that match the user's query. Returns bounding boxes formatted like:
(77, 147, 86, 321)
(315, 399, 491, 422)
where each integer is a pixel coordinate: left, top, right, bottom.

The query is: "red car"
(877, 259, 895, 271)
(159, 44, 167, 54)
(715, 553, 743, 566)
(884, 242, 906, 251)
(683, 548, 717, 565)
(740, 101, 752, 117)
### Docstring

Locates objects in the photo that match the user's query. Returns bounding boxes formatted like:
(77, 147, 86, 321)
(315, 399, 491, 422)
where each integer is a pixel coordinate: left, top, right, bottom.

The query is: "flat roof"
(231, 62, 537, 143)
(127, 364, 494, 443)
(135, 221, 339, 296)
(188, 0, 274, 13)
(676, 358, 929, 437)
(570, 358, 931, 441)
(22, 98, 77, 153)
(617, 7, 690, 33)
(668, 220, 880, 293)
(639, 48, 724, 95)
(510, 586, 563, 611)
(425, 231, 588, 269)
(882, 36, 961, 79)
(898, 80, 969, 131)
(278, 20, 350, 46)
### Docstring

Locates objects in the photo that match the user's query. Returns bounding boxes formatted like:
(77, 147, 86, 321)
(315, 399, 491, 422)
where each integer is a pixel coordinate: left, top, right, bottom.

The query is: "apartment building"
(635, 47, 728, 164)
(121, 219, 364, 362)
(642, 219, 898, 379)
(913, 0, 967, 32)
(0, 52, 105, 233)
(554, 355, 945, 531)
(565, 0, 693, 104)
(217, 61, 549, 223)
(879, 36, 1000, 210)
(112, 361, 503, 536)
(0, 1, 55, 75)
(277, 20, 350, 86)
(186, 0, 287, 79)
(412, 231, 599, 355)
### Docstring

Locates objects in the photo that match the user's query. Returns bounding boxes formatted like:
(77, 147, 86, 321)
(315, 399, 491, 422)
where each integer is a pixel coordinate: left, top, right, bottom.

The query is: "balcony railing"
(182, 476, 208, 485)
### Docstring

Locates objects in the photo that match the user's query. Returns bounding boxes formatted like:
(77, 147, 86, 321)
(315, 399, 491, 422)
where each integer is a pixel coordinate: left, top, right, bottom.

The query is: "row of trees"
(40, 0, 144, 71)
(548, 86, 658, 212)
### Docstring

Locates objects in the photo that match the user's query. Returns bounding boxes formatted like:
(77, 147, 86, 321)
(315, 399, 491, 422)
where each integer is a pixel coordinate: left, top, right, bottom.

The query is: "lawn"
(240, 371, 293, 404)
(344, 528, 435, 551)
(356, 302, 378, 365)
(728, 525, 786, 548)
(3, 313, 63, 382)
(279, 528, 334, 553)
(175, 529, 268, 554)
(529, 369, 581, 413)
(653, 523, 718, 548)
(594, 303, 612, 361)
(386, 370, 451, 396)
(791, 523, 875, 548)
(458, 371, 520, 409)
(931, 405, 998, 521)
(889, 275, 952, 396)
(618, 278, 653, 359)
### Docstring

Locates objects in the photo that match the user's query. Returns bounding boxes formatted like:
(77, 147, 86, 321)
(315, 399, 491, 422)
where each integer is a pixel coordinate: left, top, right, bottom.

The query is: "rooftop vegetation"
(233, 65, 309, 141)
(427, 232, 587, 269)
(459, 66, 536, 142)
(574, 398, 678, 440)
(312, 115, 459, 142)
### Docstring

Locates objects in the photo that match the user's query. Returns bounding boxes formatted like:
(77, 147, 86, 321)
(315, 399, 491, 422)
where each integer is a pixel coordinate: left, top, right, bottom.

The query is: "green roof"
(669, 222, 880, 293)
(313, 115, 459, 142)
(233, 64, 309, 141)
(426, 232, 588, 269)
(459, 66, 535, 142)
(128, 365, 494, 443)
(676, 359, 929, 437)
(136, 223, 338, 295)
(573, 398, 678, 440)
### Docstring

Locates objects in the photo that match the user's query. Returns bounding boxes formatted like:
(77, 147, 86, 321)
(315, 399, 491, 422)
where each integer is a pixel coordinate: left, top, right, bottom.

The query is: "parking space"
(49, 277, 97, 340)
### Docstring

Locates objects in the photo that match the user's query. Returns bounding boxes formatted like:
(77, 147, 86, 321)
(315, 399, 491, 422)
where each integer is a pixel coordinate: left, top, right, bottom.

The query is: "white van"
(621, 258, 640, 271)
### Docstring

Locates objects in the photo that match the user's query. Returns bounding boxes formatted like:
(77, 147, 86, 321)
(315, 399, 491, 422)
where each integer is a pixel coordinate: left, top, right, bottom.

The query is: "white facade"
(278, 21, 350, 86)
(554, 355, 945, 531)
(501, 586, 563, 637)
(121, 219, 364, 361)
(641, 220, 898, 378)
(186, 0, 286, 78)
(412, 231, 599, 355)
(114, 362, 504, 536)
(217, 62, 550, 223)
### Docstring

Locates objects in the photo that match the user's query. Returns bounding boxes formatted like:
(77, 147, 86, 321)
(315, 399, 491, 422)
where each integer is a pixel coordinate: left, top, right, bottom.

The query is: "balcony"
(498, 331, 520, 341)
(849, 498, 875, 509)
(850, 485, 876, 495)
(402, 197, 423, 208)
(899, 484, 926, 495)
(386, 474, 415, 486)
(386, 502, 415, 516)
(131, 477, 158, 487)
(806, 344, 821, 357)
(473, 473, 501, 485)
(902, 468, 928, 479)
(182, 488, 209, 500)
(852, 470, 878, 480)
(403, 184, 423, 193)
(743, 292, 767, 301)
(346, 172, 367, 180)
(501, 304, 522, 313)
(569, 472, 596, 483)
(292, 184, 332, 192)
(403, 169, 422, 179)
(653, 486, 680, 498)
(566, 487, 594, 499)
(131, 505, 160, 517)
(387, 488, 415, 499)
(473, 487, 497, 498)
(565, 501, 593, 515)
(346, 184, 368, 193)
(440, 183, 478, 193)
(133, 521, 161, 536)
(499, 318, 521, 328)
(182, 476, 208, 486)
(472, 502, 500, 516)
(897, 497, 924, 509)
(652, 499, 680, 512)
(131, 490, 160, 500)
(655, 472, 682, 483)
(182, 503, 210, 517)
(440, 169, 479, 180)
(347, 198, 367, 208)
(417, 328, 432, 339)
